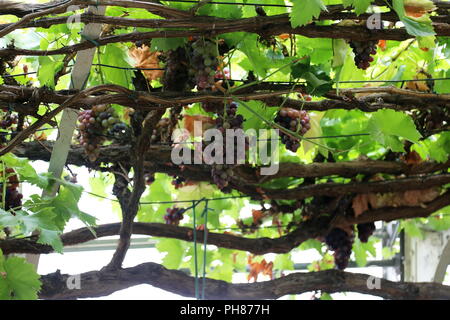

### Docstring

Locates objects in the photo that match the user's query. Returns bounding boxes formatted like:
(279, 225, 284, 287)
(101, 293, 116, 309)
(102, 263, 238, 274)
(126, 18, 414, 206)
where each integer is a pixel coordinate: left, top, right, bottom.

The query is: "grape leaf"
(101, 44, 133, 88)
(151, 38, 187, 52)
(401, 219, 424, 239)
(290, 0, 327, 28)
(392, 0, 435, 37)
(0, 250, 41, 300)
(236, 100, 277, 132)
(43, 183, 96, 229)
(421, 132, 450, 163)
(156, 238, 186, 269)
(0, 208, 64, 253)
(367, 109, 422, 152)
(1, 153, 50, 188)
(37, 56, 56, 89)
(342, 0, 373, 15)
(273, 253, 294, 271)
(352, 238, 376, 267)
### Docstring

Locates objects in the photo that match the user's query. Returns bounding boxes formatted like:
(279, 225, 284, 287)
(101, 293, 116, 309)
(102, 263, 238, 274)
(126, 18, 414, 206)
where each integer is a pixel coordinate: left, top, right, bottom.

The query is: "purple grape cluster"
(0, 113, 17, 129)
(274, 108, 310, 152)
(357, 222, 376, 243)
(1, 168, 23, 211)
(209, 102, 245, 190)
(325, 228, 354, 270)
(171, 175, 186, 189)
(5, 187, 22, 211)
(211, 164, 235, 190)
(349, 40, 377, 70)
(0, 113, 18, 145)
(188, 38, 219, 90)
(144, 173, 155, 185)
(150, 118, 171, 144)
(77, 105, 126, 162)
(164, 207, 185, 226)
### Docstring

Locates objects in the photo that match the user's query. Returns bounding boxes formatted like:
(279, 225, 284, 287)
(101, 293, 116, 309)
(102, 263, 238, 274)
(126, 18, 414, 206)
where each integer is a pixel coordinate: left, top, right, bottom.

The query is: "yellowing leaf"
(129, 45, 164, 81)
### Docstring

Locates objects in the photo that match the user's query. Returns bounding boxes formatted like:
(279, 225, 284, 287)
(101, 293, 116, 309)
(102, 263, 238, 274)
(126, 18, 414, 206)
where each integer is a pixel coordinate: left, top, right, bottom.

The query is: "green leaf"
(426, 207, 450, 231)
(151, 38, 187, 52)
(236, 100, 277, 132)
(342, 0, 372, 15)
(320, 292, 333, 300)
(38, 229, 64, 253)
(89, 173, 110, 200)
(299, 239, 323, 254)
(332, 39, 348, 68)
(352, 238, 376, 267)
(48, 184, 96, 229)
(138, 173, 173, 222)
(290, 0, 327, 28)
(0, 207, 64, 252)
(0, 251, 41, 300)
(367, 109, 422, 152)
(101, 44, 133, 88)
(273, 253, 294, 271)
(156, 238, 186, 269)
(1, 154, 50, 188)
(291, 57, 332, 95)
(237, 34, 279, 77)
(291, 56, 311, 79)
(421, 132, 450, 163)
(401, 219, 424, 239)
(435, 69, 450, 94)
(37, 56, 55, 89)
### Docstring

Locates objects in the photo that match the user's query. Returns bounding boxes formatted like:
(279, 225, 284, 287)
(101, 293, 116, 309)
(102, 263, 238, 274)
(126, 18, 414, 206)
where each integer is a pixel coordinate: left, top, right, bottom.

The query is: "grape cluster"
(211, 164, 235, 190)
(171, 175, 187, 189)
(164, 207, 185, 226)
(209, 102, 245, 190)
(144, 173, 155, 185)
(107, 122, 131, 144)
(0, 113, 18, 145)
(188, 38, 219, 90)
(149, 118, 171, 144)
(357, 222, 376, 243)
(274, 108, 311, 152)
(163, 47, 191, 91)
(413, 107, 450, 137)
(325, 228, 354, 270)
(0, 113, 18, 130)
(349, 40, 377, 70)
(214, 67, 230, 81)
(1, 168, 22, 211)
(201, 101, 223, 113)
(77, 105, 127, 162)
